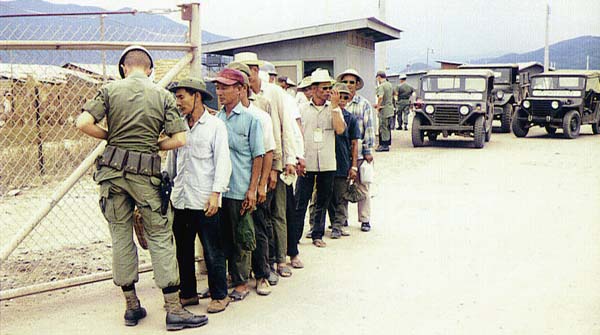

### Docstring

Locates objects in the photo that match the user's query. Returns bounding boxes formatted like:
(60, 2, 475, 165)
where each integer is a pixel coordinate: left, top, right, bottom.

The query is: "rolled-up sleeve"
(163, 93, 187, 136)
(212, 121, 232, 193)
(82, 88, 108, 122)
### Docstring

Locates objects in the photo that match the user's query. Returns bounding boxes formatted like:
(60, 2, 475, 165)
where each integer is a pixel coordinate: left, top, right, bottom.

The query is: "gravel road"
(1, 126, 599, 335)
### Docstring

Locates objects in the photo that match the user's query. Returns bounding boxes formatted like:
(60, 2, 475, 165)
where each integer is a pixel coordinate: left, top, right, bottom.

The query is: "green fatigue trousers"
(270, 178, 288, 263)
(99, 174, 179, 289)
(378, 110, 392, 145)
(221, 198, 255, 287)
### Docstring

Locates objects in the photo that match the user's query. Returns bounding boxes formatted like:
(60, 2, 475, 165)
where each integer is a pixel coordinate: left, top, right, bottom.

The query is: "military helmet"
(118, 45, 154, 79)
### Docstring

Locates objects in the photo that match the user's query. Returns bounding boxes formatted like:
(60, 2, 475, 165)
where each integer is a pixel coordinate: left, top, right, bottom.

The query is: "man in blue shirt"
(213, 69, 265, 301)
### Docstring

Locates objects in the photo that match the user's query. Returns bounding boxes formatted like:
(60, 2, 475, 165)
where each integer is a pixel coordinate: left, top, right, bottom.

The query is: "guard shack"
(203, 17, 402, 101)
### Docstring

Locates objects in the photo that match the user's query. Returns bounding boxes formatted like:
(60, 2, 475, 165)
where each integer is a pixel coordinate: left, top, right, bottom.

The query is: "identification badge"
(313, 128, 323, 143)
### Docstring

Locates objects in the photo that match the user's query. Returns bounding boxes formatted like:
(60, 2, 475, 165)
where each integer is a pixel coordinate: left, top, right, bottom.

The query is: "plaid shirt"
(345, 94, 375, 158)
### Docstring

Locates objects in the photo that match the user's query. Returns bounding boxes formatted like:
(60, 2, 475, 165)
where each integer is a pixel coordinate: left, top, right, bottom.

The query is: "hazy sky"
(19, 0, 600, 70)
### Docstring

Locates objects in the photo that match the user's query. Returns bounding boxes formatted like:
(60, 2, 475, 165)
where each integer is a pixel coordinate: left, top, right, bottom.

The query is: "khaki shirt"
(376, 81, 395, 118)
(254, 82, 297, 171)
(83, 72, 186, 182)
(300, 100, 342, 172)
(84, 72, 186, 153)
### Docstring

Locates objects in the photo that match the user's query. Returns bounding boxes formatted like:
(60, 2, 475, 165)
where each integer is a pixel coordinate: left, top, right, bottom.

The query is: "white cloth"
(167, 111, 232, 210)
(247, 102, 276, 152)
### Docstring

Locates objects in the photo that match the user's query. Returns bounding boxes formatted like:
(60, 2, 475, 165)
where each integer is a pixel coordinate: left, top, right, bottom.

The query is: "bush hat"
(168, 77, 214, 101)
(233, 52, 264, 67)
(226, 61, 252, 77)
(311, 69, 335, 85)
(335, 69, 364, 90)
(260, 61, 277, 75)
(297, 76, 312, 89)
(332, 82, 351, 95)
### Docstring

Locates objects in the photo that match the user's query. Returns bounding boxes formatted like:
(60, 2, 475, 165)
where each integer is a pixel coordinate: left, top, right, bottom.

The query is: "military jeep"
(412, 69, 495, 149)
(459, 63, 520, 133)
(512, 70, 600, 139)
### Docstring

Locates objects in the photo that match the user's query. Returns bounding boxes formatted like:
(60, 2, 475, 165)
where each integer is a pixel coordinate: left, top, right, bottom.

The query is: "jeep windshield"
(422, 76, 485, 100)
(490, 68, 511, 84)
(531, 76, 584, 97)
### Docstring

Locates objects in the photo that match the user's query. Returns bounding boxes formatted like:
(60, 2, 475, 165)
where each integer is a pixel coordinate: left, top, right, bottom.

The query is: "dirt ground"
(1, 125, 599, 335)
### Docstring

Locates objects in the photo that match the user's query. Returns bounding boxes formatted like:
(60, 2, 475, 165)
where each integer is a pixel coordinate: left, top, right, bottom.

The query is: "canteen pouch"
(109, 147, 128, 170)
(139, 153, 153, 176)
(124, 151, 141, 174)
(99, 145, 116, 167)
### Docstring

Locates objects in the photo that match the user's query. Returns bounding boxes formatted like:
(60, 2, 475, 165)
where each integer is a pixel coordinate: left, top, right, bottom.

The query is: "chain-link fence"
(0, 5, 200, 299)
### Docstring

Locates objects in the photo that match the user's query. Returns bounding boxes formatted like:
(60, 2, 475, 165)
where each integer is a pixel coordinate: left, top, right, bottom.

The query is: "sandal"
(290, 258, 304, 269)
(277, 265, 292, 278)
(228, 289, 250, 301)
(312, 239, 327, 248)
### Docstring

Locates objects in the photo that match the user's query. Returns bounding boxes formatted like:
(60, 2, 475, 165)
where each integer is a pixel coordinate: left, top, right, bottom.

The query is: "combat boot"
(123, 289, 147, 326)
(163, 292, 208, 331)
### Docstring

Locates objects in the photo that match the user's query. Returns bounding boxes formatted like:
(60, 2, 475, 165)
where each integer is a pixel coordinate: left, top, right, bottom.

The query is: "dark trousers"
(221, 198, 253, 287)
(286, 184, 301, 257)
(292, 171, 335, 243)
(252, 191, 273, 279)
(172, 208, 227, 300)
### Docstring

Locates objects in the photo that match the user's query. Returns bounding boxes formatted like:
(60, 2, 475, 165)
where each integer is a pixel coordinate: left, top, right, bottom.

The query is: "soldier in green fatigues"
(394, 74, 415, 130)
(375, 71, 394, 152)
(76, 45, 207, 331)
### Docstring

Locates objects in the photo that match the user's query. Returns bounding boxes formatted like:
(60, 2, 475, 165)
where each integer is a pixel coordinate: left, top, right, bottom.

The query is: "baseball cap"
(211, 68, 245, 86)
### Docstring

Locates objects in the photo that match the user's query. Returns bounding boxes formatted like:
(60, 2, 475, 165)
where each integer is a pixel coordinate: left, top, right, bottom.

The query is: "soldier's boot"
(164, 292, 209, 331)
(123, 289, 147, 326)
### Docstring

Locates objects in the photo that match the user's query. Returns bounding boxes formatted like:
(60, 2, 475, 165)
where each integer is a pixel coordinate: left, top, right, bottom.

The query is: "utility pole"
(376, 0, 387, 71)
(586, 55, 590, 70)
(426, 48, 434, 68)
(544, 3, 550, 71)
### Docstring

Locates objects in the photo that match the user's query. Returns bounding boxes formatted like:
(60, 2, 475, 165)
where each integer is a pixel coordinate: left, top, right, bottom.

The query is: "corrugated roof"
(459, 63, 519, 69)
(203, 17, 402, 55)
(0, 64, 100, 84)
(63, 63, 120, 79)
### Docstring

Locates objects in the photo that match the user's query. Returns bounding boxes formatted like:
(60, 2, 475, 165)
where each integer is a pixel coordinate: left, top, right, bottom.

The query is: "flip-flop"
(290, 258, 304, 269)
(277, 265, 292, 278)
(198, 287, 211, 299)
(228, 289, 250, 301)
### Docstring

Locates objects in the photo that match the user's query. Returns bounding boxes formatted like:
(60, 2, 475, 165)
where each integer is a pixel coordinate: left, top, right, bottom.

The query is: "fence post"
(189, 2, 201, 77)
(34, 86, 45, 176)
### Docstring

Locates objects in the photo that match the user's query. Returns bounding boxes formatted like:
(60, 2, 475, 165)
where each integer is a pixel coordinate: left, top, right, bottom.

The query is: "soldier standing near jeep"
(394, 74, 414, 130)
(76, 45, 208, 331)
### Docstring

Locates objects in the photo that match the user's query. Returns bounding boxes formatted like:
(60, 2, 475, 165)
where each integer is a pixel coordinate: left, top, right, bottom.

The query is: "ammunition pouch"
(97, 145, 161, 177)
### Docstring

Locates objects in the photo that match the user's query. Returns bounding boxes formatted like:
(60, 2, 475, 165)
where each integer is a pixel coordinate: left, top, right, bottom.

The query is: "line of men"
(77, 46, 376, 331)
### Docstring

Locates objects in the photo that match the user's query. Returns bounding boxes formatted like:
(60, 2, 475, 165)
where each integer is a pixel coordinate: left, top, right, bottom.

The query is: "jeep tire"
(412, 115, 425, 147)
(473, 115, 485, 149)
(500, 104, 513, 133)
(592, 117, 600, 134)
(512, 109, 529, 138)
(562, 110, 581, 139)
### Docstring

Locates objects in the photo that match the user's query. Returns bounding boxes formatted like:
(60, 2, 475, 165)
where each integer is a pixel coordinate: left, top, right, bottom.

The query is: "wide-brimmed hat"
(260, 61, 277, 75)
(399, 74, 407, 80)
(335, 68, 364, 90)
(310, 69, 335, 85)
(333, 82, 351, 95)
(168, 77, 214, 101)
(210, 68, 245, 86)
(233, 52, 264, 67)
(118, 45, 154, 79)
(226, 61, 251, 77)
(297, 76, 312, 89)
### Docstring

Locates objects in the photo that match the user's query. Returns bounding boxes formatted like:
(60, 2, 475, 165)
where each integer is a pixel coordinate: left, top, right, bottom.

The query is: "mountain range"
(1, 0, 598, 71)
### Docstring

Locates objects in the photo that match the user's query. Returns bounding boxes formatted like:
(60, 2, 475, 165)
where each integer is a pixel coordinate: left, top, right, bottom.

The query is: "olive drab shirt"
(376, 81, 395, 118)
(395, 82, 415, 105)
(83, 71, 186, 182)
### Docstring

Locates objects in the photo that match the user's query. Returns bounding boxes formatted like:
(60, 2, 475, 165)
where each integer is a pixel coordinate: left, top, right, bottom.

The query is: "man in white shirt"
(167, 78, 232, 314)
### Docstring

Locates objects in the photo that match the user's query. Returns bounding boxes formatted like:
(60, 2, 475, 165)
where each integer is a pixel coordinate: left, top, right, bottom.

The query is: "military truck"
(512, 70, 600, 139)
(412, 69, 495, 149)
(459, 63, 520, 133)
